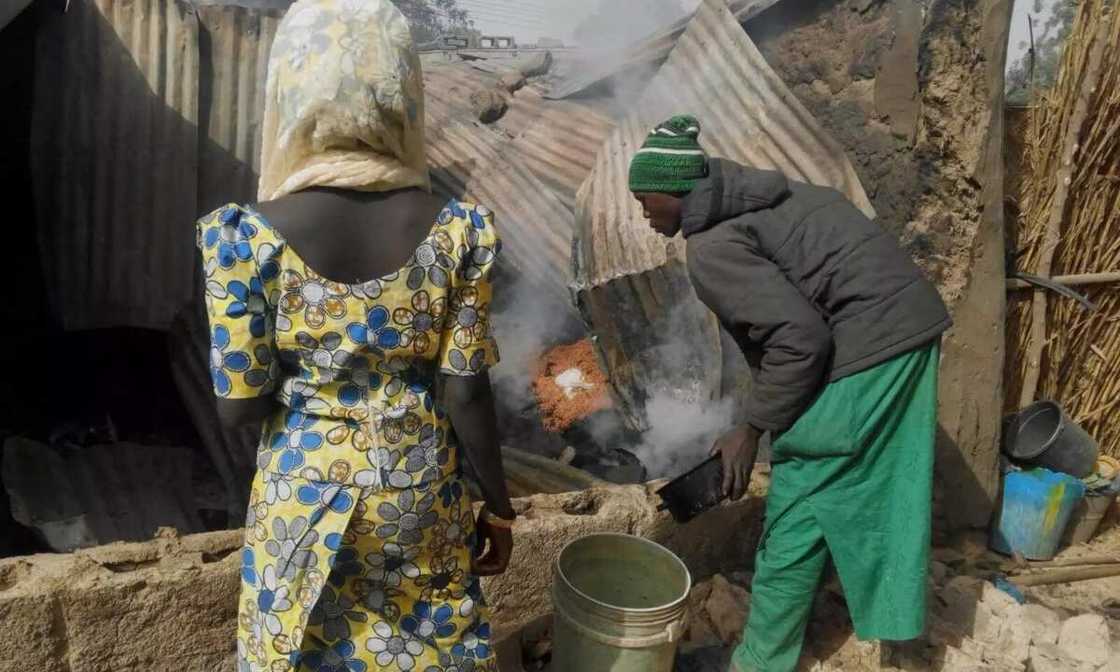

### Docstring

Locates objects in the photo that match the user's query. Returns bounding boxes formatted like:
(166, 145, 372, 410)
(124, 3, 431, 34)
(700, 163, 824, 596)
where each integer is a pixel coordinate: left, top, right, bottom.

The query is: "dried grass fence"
(1007, 0, 1120, 458)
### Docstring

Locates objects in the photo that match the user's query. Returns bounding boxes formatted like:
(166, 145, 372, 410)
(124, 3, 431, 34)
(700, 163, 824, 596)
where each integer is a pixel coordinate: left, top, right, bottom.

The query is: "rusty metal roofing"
(29, 2, 597, 331)
(547, 0, 783, 100)
(575, 0, 874, 289)
(509, 91, 615, 208)
(31, 0, 201, 331)
(427, 119, 577, 304)
(422, 55, 614, 304)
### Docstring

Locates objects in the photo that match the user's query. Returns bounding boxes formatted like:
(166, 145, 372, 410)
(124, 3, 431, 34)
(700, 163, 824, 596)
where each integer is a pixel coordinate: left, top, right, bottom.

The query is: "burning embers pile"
(532, 340, 613, 433)
(529, 340, 645, 483)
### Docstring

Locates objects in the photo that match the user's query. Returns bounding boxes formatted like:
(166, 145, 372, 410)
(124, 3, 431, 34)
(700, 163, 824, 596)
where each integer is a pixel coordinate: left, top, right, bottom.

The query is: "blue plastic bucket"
(991, 468, 1086, 560)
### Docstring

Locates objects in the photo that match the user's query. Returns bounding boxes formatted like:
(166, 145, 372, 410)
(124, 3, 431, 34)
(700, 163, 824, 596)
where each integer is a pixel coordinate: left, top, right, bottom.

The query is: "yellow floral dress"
(197, 200, 501, 672)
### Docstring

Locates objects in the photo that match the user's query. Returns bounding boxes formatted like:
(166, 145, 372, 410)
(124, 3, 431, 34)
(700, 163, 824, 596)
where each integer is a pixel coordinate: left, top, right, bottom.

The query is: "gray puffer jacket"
(683, 159, 951, 432)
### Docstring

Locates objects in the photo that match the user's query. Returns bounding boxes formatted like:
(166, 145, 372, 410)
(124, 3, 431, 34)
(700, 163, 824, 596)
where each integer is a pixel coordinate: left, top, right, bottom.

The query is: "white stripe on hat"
(653, 125, 700, 137)
(635, 147, 707, 157)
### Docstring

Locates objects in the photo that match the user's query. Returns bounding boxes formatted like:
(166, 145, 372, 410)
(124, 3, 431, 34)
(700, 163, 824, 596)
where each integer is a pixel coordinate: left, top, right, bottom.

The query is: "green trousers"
(733, 343, 939, 672)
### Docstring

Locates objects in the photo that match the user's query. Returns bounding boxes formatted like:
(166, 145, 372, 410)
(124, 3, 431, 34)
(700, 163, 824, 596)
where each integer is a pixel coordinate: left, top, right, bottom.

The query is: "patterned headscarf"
(258, 0, 430, 201)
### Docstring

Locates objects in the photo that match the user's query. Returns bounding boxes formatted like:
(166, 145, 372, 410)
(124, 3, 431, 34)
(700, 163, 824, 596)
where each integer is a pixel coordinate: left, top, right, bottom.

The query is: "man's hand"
(471, 509, 514, 577)
(710, 423, 761, 501)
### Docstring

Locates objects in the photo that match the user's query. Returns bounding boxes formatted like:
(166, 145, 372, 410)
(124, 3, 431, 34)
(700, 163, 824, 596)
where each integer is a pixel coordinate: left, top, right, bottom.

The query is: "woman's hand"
(472, 509, 514, 577)
(710, 423, 761, 501)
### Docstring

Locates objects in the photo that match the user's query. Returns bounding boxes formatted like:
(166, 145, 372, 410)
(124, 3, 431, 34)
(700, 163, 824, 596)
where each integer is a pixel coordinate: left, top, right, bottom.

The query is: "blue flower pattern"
(300, 638, 368, 672)
(200, 201, 499, 670)
(202, 207, 256, 269)
(271, 412, 325, 474)
(235, 473, 496, 671)
(226, 277, 269, 338)
(401, 601, 458, 645)
(347, 306, 403, 351)
(209, 325, 251, 397)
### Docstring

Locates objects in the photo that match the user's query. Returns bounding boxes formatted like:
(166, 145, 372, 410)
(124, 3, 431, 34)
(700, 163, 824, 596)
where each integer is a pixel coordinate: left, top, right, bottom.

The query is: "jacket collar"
(680, 159, 792, 238)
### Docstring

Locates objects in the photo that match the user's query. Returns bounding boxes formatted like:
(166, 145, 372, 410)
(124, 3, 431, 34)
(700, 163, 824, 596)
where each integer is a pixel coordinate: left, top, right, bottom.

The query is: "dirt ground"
(673, 525, 1120, 672)
(513, 524, 1120, 671)
(1024, 527, 1120, 641)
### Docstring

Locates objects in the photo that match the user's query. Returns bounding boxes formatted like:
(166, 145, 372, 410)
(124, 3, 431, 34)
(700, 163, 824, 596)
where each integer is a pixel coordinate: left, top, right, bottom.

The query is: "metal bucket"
(551, 534, 691, 672)
(1063, 492, 1119, 547)
(1002, 401, 1099, 478)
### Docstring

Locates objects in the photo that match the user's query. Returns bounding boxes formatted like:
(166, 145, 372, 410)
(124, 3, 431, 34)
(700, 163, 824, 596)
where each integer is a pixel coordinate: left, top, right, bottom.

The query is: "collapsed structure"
(8, 0, 1013, 551)
(4, 0, 1120, 669)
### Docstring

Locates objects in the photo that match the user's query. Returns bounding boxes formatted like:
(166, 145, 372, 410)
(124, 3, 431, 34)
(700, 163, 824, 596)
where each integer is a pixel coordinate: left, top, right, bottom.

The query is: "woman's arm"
(443, 372, 514, 519)
(215, 397, 275, 433)
(443, 371, 514, 576)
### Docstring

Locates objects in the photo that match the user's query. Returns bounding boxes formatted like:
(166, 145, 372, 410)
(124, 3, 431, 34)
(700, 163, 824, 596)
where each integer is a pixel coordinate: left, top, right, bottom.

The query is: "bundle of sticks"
(996, 553, 1120, 587)
(1007, 0, 1120, 459)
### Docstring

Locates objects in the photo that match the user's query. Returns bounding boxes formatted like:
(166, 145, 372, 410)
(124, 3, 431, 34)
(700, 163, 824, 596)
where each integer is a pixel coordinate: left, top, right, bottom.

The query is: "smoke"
(628, 304, 736, 479)
(576, 294, 740, 479)
(569, 0, 690, 49)
(488, 272, 583, 402)
(634, 392, 735, 479)
(479, 0, 741, 477)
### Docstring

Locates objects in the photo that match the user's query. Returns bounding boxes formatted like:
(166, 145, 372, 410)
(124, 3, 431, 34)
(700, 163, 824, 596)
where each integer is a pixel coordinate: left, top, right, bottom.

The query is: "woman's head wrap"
(258, 0, 429, 201)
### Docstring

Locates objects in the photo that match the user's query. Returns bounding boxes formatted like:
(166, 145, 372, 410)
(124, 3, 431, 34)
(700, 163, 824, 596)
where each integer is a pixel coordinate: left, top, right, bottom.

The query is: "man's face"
(633, 192, 684, 238)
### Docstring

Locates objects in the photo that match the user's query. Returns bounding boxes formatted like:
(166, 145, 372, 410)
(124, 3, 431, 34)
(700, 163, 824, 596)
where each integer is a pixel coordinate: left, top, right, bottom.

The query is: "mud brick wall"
(747, 0, 1014, 531)
(0, 481, 767, 672)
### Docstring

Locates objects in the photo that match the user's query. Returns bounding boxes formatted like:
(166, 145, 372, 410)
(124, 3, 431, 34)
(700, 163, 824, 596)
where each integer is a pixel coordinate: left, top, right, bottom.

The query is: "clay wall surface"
(748, 0, 1013, 530)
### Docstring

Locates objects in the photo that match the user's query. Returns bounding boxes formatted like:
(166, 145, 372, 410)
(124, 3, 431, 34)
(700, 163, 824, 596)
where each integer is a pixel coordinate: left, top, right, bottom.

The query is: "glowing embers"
(532, 340, 612, 433)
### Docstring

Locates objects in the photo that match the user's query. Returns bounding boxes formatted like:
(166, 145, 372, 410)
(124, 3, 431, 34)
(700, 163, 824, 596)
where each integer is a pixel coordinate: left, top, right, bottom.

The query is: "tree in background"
(394, 0, 475, 44)
(572, 0, 686, 48)
(1005, 0, 1078, 105)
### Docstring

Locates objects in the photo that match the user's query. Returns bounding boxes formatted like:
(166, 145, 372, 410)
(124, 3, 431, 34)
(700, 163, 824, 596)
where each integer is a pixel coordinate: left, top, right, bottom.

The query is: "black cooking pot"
(656, 455, 725, 523)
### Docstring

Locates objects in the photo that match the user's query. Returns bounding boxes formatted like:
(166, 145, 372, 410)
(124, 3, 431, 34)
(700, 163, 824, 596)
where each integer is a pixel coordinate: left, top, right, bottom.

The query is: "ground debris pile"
(677, 528, 1120, 672)
(532, 339, 613, 433)
(681, 573, 752, 652)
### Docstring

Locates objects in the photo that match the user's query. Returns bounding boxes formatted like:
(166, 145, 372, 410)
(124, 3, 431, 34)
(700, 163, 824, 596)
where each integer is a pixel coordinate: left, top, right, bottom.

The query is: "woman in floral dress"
(196, 2, 516, 670)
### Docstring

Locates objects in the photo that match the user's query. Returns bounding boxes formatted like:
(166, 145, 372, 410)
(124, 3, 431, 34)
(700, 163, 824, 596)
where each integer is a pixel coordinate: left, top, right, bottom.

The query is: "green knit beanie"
(628, 115, 708, 194)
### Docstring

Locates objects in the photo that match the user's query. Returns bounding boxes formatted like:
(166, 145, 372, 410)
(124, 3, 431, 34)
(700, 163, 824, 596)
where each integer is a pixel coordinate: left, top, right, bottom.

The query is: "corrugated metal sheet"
(572, 0, 875, 432)
(423, 56, 613, 306)
(2, 437, 204, 551)
(427, 118, 577, 306)
(547, 0, 784, 100)
(31, 0, 200, 331)
(31, 4, 599, 331)
(197, 4, 283, 209)
(575, 0, 875, 289)
(574, 260, 727, 432)
(509, 92, 615, 207)
(423, 57, 501, 124)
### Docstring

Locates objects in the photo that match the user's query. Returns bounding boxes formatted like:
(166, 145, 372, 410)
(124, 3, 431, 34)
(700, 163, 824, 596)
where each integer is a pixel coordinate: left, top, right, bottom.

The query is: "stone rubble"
(1059, 614, 1114, 667)
(680, 550, 1119, 672)
(702, 574, 751, 647)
